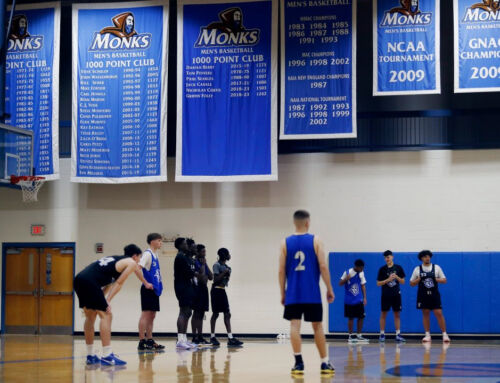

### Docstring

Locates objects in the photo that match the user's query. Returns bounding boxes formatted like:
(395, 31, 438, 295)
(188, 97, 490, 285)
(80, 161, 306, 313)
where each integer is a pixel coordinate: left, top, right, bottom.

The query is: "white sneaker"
(422, 334, 431, 343)
(442, 334, 450, 343)
(186, 342, 199, 349)
(356, 335, 369, 343)
(176, 341, 192, 350)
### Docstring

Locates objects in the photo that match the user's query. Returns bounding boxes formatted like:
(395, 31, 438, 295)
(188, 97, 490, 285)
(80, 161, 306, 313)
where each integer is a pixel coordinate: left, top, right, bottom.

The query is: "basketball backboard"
(0, 123, 33, 186)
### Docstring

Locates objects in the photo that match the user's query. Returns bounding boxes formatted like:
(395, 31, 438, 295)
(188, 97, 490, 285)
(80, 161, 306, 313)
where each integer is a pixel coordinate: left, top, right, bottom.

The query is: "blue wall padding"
(328, 252, 499, 334)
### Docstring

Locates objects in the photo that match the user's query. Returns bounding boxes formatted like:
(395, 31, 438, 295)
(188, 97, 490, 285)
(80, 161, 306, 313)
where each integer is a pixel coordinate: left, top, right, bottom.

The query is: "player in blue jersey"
(339, 259, 368, 344)
(74, 244, 145, 366)
(137, 233, 164, 351)
(279, 210, 335, 376)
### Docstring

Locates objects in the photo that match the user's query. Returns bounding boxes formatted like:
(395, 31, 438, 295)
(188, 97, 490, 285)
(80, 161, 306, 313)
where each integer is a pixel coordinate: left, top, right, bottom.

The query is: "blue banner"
(5, 3, 60, 179)
(454, 0, 500, 93)
(280, 0, 356, 140)
(177, 0, 277, 181)
(72, 1, 168, 183)
(374, 0, 440, 96)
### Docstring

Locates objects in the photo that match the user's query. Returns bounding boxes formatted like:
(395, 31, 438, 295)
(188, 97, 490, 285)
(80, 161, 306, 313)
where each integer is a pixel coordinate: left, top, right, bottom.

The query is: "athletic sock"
(442, 332, 448, 336)
(380, 331, 385, 335)
(182, 334, 187, 342)
(425, 332, 430, 336)
(321, 357, 329, 364)
(102, 346, 112, 358)
(396, 330, 400, 336)
(294, 353, 303, 365)
(177, 334, 183, 342)
(86, 344, 94, 356)
(211, 333, 215, 338)
(228, 333, 234, 339)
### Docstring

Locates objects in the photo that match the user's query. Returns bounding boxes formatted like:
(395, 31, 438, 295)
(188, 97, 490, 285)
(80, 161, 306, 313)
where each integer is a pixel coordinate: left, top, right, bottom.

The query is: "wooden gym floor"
(0, 335, 500, 382)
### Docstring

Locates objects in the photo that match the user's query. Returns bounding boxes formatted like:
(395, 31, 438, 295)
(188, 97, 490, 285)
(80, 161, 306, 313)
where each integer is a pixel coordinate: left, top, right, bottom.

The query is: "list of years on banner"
(6, 56, 51, 174)
(78, 55, 160, 178)
(286, 15, 351, 127)
(185, 48, 268, 100)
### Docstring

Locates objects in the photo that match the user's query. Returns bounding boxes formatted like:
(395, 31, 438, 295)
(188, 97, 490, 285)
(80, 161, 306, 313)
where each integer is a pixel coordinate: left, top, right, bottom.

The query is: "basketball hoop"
(10, 175, 45, 203)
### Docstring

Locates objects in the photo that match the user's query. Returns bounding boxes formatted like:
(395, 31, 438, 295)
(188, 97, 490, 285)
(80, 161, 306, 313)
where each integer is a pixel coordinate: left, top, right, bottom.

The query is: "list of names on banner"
(73, 3, 167, 182)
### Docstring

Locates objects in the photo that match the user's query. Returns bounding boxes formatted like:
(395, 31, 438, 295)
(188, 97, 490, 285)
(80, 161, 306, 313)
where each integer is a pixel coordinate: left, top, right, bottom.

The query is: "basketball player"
(279, 210, 335, 376)
(74, 244, 144, 365)
(137, 233, 165, 351)
(210, 248, 243, 347)
(410, 250, 450, 343)
(192, 244, 213, 344)
(174, 237, 197, 349)
(377, 250, 406, 342)
(339, 259, 369, 344)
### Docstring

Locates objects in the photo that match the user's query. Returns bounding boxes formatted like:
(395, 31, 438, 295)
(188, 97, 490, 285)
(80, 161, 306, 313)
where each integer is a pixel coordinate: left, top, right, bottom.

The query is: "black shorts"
(211, 287, 230, 313)
(344, 303, 365, 319)
(175, 283, 195, 308)
(74, 275, 108, 311)
(141, 285, 160, 312)
(192, 285, 209, 312)
(417, 291, 442, 310)
(381, 294, 402, 312)
(283, 303, 323, 322)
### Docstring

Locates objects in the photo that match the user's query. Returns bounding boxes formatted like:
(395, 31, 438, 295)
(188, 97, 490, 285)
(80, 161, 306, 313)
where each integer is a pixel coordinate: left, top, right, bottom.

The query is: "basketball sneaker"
(395, 334, 406, 343)
(422, 334, 432, 343)
(137, 339, 152, 351)
(146, 339, 165, 350)
(210, 337, 220, 346)
(320, 362, 335, 375)
(356, 335, 369, 343)
(86, 354, 100, 365)
(176, 341, 192, 350)
(348, 335, 357, 344)
(291, 362, 304, 375)
(379, 333, 385, 342)
(442, 334, 450, 343)
(101, 353, 127, 366)
(228, 337, 243, 347)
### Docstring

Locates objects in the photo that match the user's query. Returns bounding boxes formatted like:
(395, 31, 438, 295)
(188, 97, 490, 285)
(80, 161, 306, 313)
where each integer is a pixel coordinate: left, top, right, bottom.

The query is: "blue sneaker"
(101, 353, 127, 366)
(321, 362, 335, 375)
(291, 362, 304, 375)
(379, 333, 385, 342)
(86, 354, 100, 365)
(395, 334, 406, 343)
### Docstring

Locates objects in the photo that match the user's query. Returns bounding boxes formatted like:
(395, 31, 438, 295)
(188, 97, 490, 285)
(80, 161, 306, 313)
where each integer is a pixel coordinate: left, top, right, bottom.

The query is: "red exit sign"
(31, 224, 45, 236)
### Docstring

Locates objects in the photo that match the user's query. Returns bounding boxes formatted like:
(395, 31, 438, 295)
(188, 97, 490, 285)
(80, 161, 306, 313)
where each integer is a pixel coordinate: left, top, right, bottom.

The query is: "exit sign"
(31, 224, 45, 236)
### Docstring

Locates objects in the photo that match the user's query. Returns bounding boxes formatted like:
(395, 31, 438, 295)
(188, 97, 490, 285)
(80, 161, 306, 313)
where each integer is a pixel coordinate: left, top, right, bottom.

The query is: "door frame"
(1, 242, 76, 334)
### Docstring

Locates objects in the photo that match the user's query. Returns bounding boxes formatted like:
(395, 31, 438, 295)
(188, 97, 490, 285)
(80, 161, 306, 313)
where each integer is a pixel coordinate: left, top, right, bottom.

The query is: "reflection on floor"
(0, 335, 500, 382)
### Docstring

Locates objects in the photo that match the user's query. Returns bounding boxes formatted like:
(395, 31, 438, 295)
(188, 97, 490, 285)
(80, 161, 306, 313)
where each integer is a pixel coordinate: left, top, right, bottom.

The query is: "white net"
(17, 179, 45, 203)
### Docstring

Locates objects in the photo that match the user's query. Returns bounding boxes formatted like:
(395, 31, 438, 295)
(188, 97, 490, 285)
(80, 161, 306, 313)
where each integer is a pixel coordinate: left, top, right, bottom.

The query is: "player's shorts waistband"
(214, 286, 225, 289)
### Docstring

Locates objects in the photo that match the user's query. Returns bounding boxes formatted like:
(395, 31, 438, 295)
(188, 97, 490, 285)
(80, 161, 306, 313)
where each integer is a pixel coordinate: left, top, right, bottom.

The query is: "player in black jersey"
(74, 244, 145, 366)
(192, 244, 213, 344)
(174, 237, 197, 349)
(376, 250, 406, 342)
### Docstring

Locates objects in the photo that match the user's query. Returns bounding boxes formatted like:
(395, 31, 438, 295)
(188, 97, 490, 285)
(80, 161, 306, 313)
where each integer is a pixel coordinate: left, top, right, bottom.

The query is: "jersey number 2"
(99, 257, 115, 266)
(294, 251, 306, 271)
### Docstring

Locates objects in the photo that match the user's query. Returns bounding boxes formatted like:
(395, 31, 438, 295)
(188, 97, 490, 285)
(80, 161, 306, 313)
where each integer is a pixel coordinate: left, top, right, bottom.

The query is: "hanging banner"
(176, 0, 277, 181)
(280, 0, 356, 140)
(71, 1, 168, 183)
(373, 0, 440, 96)
(5, 3, 60, 179)
(454, 0, 500, 93)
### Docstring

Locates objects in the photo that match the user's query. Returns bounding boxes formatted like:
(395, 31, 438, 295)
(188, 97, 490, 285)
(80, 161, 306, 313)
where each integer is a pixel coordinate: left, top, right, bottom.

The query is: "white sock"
(357, 333, 362, 338)
(425, 332, 431, 337)
(86, 344, 94, 356)
(380, 331, 385, 335)
(182, 334, 187, 342)
(442, 332, 448, 336)
(228, 333, 234, 339)
(211, 333, 215, 338)
(396, 330, 400, 335)
(321, 357, 329, 364)
(102, 346, 112, 358)
(177, 334, 183, 342)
